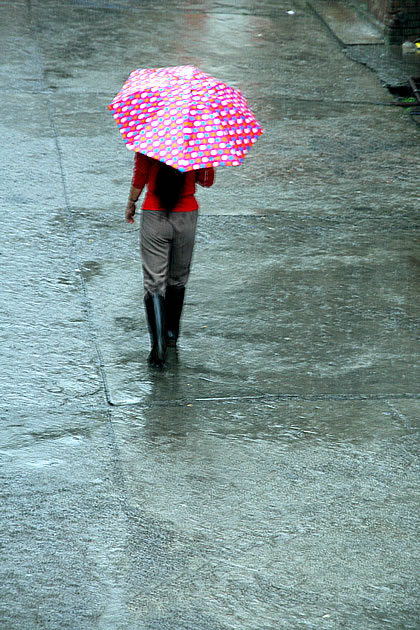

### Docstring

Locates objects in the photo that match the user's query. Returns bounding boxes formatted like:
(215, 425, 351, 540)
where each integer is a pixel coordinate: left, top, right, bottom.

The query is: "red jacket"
(132, 153, 215, 212)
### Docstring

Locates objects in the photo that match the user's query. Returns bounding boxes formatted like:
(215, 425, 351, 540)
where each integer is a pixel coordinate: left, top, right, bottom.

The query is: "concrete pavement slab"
(0, 1, 42, 92)
(346, 43, 420, 89)
(1, 400, 418, 629)
(2, 0, 419, 628)
(24, 0, 417, 230)
(1, 95, 104, 410)
(54, 96, 420, 216)
(77, 212, 419, 404)
(106, 398, 419, 629)
(30, 0, 389, 102)
(309, 0, 384, 45)
(0, 408, 140, 630)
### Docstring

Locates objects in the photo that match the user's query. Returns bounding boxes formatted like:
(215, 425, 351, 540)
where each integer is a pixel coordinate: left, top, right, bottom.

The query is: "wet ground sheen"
(1, 1, 419, 629)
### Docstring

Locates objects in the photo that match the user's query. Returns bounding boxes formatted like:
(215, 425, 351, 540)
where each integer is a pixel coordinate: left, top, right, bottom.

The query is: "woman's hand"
(125, 199, 136, 224)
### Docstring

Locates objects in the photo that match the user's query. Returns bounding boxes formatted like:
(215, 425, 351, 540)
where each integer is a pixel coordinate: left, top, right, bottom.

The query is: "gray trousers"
(140, 210, 198, 295)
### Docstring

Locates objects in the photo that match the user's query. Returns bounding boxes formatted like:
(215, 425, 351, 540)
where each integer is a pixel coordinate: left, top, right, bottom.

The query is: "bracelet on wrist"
(128, 198, 137, 203)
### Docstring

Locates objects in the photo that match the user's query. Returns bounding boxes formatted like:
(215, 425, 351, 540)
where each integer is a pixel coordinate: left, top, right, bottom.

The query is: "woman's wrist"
(128, 198, 137, 204)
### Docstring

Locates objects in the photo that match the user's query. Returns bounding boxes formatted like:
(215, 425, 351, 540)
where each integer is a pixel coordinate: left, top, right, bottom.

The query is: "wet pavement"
(1, 0, 419, 628)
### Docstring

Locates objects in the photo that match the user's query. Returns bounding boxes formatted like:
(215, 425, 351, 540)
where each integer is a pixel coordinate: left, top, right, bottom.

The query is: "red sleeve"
(196, 167, 215, 188)
(131, 152, 150, 189)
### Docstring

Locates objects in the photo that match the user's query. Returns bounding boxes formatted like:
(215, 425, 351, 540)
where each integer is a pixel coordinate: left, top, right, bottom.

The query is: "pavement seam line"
(306, 0, 346, 49)
(108, 392, 420, 408)
(0, 85, 401, 109)
(385, 401, 417, 430)
(25, 0, 142, 529)
(43, 2, 311, 18)
(25, 0, 135, 516)
(26, 0, 113, 409)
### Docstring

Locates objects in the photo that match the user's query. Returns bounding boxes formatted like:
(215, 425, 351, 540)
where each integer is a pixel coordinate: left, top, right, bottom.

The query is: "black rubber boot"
(165, 286, 185, 347)
(144, 293, 166, 368)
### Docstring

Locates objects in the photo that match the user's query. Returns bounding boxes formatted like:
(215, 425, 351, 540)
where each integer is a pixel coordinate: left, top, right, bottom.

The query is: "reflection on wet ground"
(80, 213, 419, 405)
(1, 0, 419, 627)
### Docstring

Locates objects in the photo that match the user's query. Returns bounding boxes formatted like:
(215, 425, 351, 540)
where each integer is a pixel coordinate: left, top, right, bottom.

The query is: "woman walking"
(125, 152, 214, 368)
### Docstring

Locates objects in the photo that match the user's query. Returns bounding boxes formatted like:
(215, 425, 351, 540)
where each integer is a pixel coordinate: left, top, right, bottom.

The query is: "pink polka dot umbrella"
(108, 65, 263, 172)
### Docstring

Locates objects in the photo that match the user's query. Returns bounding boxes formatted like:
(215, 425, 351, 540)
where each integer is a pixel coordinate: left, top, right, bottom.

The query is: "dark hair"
(155, 162, 186, 212)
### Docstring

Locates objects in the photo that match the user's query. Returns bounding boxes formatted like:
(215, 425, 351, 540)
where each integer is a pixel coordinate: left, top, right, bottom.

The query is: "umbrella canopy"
(108, 65, 263, 172)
